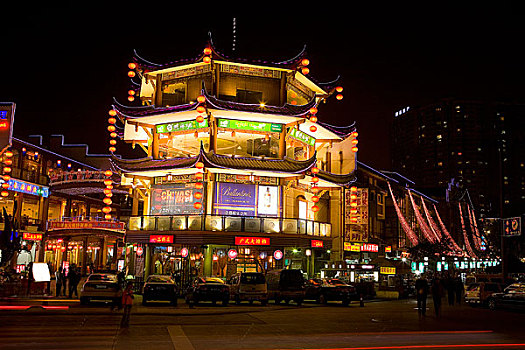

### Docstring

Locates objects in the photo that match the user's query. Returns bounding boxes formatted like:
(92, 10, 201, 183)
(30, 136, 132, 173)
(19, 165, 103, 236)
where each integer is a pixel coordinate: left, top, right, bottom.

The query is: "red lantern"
(109, 139, 117, 145)
(108, 117, 116, 124)
(336, 94, 343, 100)
(203, 47, 212, 55)
(1, 191, 8, 197)
(301, 58, 310, 66)
(195, 182, 203, 190)
(107, 125, 116, 132)
(311, 176, 319, 184)
(311, 186, 319, 194)
(196, 115, 204, 123)
(109, 109, 117, 116)
(350, 194, 357, 200)
(4, 151, 13, 158)
(2, 183, 9, 189)
(310, 125, 317, 132)
(102, 206, 112, 214)
(194, 192, 203, 200)
(3, 167, 11, 173)
(311, 195, 319, 203)
(109, 146, 116, 153)
(3, 159, 12, 166)
(128, 96, 135, 102)
(103, 198, 112, 205)
(336, 86, 343, 92)
(105, 214, 112, 220)
(311, 205, 320, 212)
(350, 186, 358, 192)
(310, 115, 318, 123)
(309, 107, 318, 115)
(351, 147, 358, 153)
(195, 162, 204, 169)
(194, 202, 202, 210)
(351, 131, 359, 138)
(110, 132, 117, 138)
(197, 95, 206, 103)
(106, 184, 113, 190)
(301, 67, 309, 75)
(195, 172, 204, 180)
(351, 139, 359, 145)
(196, 106, 206, 114)
(104, 170, 113, 177)
(128, 62, 137, 70)
(311, 167, 320, 174)
(3, 175, 10, 181)
(128, 71, 136, 77)
(128, 90, 135, 96)
(203, 56, 211, 63)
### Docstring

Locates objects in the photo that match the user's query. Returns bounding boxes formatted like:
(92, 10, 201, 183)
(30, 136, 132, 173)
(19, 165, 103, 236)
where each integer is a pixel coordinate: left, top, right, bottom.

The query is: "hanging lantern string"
(387, 182, 419, 246)
(408, 190, 436, 244)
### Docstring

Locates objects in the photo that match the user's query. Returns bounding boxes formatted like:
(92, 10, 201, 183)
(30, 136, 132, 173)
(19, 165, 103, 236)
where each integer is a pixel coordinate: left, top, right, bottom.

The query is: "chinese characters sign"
(311, 240, 324, 248)
(289, 128, 316, 147)
(217, 118, 283, 133)
(156, 118, 208, 134)
(235, 236, 270, 246)
(344, 187, 369, 243)
(2, 178, 49, 198)
(214, 183, 279, 217)
(503, 217, 521, 237)
(22, 233, 42, 241)
(0, 102, 14, 151)
(149, 235, 174, 244)
(380, 267, 396, 275)
(48, 221, 125, 231)
(360, 243, 378, 252)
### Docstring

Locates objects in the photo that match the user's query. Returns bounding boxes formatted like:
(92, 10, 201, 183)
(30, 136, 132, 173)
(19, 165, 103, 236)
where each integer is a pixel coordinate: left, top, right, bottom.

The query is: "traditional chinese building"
(107, 43, 358, 282)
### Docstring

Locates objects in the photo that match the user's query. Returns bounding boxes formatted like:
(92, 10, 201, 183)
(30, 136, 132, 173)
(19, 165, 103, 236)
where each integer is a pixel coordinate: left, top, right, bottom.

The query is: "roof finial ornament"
(232, 18, 237, 52)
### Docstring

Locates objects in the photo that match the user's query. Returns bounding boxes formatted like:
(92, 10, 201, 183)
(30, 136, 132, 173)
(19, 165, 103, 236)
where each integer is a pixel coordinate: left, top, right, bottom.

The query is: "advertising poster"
(150, 183, 203, 215)
(214, 183, 257, 216)
(257, 185, 279, 216)
(344, 187, 369, 243)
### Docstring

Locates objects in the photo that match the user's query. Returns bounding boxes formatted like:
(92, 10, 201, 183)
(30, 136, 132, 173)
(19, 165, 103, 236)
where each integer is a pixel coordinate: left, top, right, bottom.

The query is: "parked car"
(465, 282, 504, 306)
(487, 283, 525, 311)
(228, 272, 268, 305)
(185, 277, 229, 306)
(142, 275, 178, 306)
(80, 273, 122, 306)
(266, 269, 305, 306)
(304, 278, 358, 306)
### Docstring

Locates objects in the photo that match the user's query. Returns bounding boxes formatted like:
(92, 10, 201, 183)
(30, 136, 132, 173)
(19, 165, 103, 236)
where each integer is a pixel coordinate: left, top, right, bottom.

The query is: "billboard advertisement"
(150, 183, 203, 215)
(214, 183, 279, 217)
(344, 187, 369, 243)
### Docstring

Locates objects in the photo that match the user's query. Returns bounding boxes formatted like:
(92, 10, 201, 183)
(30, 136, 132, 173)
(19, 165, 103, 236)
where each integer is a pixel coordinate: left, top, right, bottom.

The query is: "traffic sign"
(503, 217, 521, 237)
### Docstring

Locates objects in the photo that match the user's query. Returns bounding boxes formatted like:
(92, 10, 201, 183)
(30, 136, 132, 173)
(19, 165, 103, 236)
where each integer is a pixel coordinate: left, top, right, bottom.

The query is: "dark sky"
(2, 3, 524, 170)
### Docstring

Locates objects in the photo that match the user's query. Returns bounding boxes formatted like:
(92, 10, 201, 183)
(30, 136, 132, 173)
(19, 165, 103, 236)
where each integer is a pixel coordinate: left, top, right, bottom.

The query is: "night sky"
(2, 3, 524, 170)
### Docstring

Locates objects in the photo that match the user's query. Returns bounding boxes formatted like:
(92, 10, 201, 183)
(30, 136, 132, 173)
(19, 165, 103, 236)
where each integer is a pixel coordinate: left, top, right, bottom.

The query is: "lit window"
(437, 134, 442, 140)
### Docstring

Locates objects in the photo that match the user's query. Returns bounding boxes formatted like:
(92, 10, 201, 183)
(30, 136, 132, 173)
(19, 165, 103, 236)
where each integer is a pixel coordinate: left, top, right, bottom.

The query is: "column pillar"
(144, 245, 152, 280)
(278, 127, 286, 159)
(132, 187, 139, 216)
(152, 128, 160, 159)
(81, 236, 88, 276)
(203, 245, 213, 277)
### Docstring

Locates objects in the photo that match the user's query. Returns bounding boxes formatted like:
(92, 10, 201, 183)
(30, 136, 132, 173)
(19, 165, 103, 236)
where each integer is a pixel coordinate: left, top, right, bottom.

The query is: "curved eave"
(109, 154, 200, 173)
(112, 99, 199, 119)
(316, 169, 357, 186)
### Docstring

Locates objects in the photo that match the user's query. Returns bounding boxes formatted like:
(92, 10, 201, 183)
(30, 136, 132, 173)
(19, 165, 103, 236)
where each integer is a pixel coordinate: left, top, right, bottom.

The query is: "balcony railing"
(127, 214, 332, 237)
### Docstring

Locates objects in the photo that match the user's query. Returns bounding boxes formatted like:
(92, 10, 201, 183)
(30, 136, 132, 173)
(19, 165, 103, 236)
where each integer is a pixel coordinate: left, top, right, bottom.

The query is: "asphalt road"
(0, 297, 524, 349)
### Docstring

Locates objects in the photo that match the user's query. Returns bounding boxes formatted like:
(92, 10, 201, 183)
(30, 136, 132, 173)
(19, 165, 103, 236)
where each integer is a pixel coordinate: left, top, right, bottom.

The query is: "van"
(465, 282, 504, 306)
(228, 272, 268, 305)
(266, 269, 305, 306)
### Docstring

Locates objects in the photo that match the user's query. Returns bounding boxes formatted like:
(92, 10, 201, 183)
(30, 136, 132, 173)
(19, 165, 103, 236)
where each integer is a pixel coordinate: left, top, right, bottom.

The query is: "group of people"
(54, 264, 81, 298)
(415, 273, 465, 317)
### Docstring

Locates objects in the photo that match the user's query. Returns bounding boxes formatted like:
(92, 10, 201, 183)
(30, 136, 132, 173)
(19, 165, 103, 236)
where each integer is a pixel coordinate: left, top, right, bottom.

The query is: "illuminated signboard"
(48, 221, 125, 231)
(311, 240, 323, 248)
(22, 233, 43, 241)
(343, 242, 361, 252)
(361, 243, 378, 252)
(149, 235, 174, 244)
(503, 217, 521, 237)
(0, 103, 15, 151)
(156, 118, 208, 134)
(380, 267, 396, 275)
(385, 246, 392, 253)
(217, 118, 283, 133)
(214, 183, 279, 217)
(235, 236, 270, 246)
(150, 183, 203, 215)
(228, 249, 238, 259)
(4, 178, 49, 198)
(289, 128, 316, 147)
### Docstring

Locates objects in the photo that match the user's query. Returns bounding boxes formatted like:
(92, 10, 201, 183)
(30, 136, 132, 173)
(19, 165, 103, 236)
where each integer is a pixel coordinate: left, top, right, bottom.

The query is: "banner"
(214, 183, 257, 216)
(150, 183, 203, 215)
(48, 221, 125, 231)
(344, 188, 369, 242)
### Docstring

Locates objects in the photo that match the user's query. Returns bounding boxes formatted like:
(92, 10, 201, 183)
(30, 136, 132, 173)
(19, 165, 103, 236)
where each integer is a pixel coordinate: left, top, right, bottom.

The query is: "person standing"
(55, 267, 64, 297)
(455, 276, 464, 305)
(68, 266, 80, 298)
(431, 277, 444, 317)
(446, 275, 455, 306)
(121, 283, 134, 328)
(415, 275, 429, 317)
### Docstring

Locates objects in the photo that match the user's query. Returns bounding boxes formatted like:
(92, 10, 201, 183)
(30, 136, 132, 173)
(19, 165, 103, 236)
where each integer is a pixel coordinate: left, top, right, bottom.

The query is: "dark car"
(80, 273, 122, 306)
(487, 283, 525, 311)
(266, 269, 305, 306)
(142, 275, 178, 306)
(305, 278, 357, 306)
(185, 277, 229, 306)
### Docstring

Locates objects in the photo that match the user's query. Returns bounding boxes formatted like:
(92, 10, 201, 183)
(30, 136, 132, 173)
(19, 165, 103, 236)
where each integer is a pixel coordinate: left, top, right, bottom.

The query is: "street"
(1, 297, 524, 349)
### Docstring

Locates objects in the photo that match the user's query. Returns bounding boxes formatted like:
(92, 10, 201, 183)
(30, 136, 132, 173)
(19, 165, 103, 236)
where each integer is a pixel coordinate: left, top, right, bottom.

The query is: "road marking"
(168, 325, 195, 350)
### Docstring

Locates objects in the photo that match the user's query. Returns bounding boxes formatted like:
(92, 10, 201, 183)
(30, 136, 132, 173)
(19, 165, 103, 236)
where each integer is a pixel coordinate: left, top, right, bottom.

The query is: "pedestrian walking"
(121, 282, 134, 328)
(455, 276, 464, 305)
(431, 277, 444, 317)
(446, 276, 455, 306)
(55, 267, 64, 297)
(68, 265, 80, 298)
(415, 275, 429, 317)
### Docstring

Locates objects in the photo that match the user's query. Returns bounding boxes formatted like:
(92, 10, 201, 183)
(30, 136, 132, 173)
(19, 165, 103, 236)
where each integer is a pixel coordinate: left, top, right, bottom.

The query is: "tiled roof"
(316, 169, 356, 186)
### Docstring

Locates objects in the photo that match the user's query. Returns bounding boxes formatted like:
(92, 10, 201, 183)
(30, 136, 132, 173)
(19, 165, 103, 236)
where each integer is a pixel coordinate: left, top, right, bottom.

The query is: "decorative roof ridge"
(316, 168, 357, 186)
(111, 98, 199, 118)
(317, 120, 357, 137)
(202, 87, 317, 117)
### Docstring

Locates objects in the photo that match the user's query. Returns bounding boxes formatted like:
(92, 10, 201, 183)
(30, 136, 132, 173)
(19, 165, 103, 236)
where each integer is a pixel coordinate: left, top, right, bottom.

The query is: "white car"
(80, 273, 122, 306)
